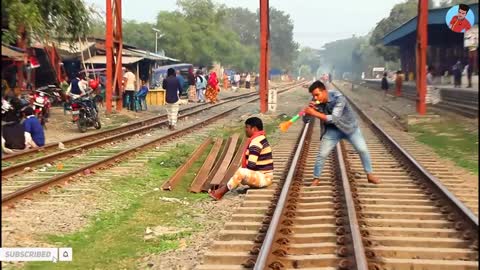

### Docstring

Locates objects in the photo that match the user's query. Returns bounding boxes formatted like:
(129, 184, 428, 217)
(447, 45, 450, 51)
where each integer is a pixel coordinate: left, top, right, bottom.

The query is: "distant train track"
(348, 79, 478, 118)
(1, 82, 305, 206)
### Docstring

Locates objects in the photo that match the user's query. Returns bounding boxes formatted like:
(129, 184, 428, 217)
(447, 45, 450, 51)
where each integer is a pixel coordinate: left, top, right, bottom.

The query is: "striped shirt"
(245, 135, 273, 172)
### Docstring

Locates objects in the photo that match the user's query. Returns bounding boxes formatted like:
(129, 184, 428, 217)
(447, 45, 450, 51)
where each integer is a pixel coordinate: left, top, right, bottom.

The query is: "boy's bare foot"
(367, 173, 380, 184)
(310, 178, 321, 186)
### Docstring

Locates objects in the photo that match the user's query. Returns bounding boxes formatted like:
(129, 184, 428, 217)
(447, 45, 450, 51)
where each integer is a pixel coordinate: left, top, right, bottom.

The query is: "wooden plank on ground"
(189, 138, 223, 193)
(208, 134, 240, 187)
(201, 136, 232, 191)
(161, 138, 212, 191)
(220, 135, 248, 186)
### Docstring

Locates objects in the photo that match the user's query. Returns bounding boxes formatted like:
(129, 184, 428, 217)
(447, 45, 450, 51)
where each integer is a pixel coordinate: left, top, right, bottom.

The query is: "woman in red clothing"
(205, 71, 219, 104)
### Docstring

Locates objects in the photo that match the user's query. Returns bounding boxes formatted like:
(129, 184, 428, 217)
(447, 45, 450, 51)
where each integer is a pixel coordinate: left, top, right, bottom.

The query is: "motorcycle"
(36, 85, 63, 106)
(30, 90, 51, 127)
(70, 90, 101, 133)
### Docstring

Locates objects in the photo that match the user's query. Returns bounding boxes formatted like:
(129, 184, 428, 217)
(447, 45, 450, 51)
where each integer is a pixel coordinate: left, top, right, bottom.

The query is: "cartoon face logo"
(446, 4, 475, 33)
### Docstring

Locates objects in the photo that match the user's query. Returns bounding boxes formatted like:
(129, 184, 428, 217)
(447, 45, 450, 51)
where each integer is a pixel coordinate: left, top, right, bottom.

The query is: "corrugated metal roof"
(1, 45, 25, 60)
(84, 55, 143, 64)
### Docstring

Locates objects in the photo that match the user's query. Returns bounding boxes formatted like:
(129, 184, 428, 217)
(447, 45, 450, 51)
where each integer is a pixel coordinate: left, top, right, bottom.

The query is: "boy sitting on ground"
(209, 117, 274, 200)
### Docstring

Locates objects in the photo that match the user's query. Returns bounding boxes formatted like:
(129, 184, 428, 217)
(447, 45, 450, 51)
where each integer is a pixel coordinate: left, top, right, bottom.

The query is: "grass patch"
(20, 143, 206, 270)
(409, 121, 478, 175)
(16, 117, 286, 270)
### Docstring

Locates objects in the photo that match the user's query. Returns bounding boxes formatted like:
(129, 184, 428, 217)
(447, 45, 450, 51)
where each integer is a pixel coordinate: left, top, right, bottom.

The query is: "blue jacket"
(303, 90, 358, 137)
(136, 85, 148, 97)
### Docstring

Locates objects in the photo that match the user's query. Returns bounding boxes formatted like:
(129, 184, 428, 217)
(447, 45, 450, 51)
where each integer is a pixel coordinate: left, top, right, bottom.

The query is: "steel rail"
(1, 93, 246, 162)
(2, 81, 301, 163)
(2, 83, 303, 205)
(335, 143, 369, 270)
(333, 82, 478, 230)
(253, 121, 310, 270)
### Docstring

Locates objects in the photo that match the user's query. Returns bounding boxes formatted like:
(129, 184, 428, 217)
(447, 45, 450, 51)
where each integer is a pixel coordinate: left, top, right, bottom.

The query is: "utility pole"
(259, 0, 269, 113)
(152, 28, 163, 69)
(416, 0, 428, 115)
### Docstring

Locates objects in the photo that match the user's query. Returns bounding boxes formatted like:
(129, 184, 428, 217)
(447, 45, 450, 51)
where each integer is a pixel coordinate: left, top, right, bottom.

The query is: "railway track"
(1, 82, 304, 206)
(354, 79, 478, 118)
(333, 82, 479, 217)
(196, 95, 478, 269)
(2, 83, 298, 173)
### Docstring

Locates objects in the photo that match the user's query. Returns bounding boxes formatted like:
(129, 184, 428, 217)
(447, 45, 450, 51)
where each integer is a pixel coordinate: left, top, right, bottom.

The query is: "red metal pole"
(105, 0, 113, 114)
(259, 0, 269, 113)
(114, 0, 123, 111)
(416, 0, 428, 115)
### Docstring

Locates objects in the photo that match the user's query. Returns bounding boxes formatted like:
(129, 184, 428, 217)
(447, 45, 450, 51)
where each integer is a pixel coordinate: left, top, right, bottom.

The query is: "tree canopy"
(2, 0, 92, 45)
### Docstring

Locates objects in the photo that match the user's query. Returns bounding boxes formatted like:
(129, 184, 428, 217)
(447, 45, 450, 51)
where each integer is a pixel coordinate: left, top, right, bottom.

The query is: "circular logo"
(445, 4, 475, 33)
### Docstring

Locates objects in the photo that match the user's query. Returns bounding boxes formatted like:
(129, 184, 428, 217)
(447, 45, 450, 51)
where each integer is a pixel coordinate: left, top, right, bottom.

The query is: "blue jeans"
(313, 127, 373, 178)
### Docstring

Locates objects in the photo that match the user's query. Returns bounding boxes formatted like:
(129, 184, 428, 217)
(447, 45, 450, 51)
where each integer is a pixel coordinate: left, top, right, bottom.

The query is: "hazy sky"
(85, 0, 421, 49)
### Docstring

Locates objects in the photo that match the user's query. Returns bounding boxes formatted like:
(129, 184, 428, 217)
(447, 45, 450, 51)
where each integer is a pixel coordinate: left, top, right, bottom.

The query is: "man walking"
(163, 68, 182, 130)
(209, 117, 273, 200)
(452, 61, 462, 88)
(303, 81, 380, 185)
(187, 67, 196, 102)
(123, 67, 136, 110)
(195, 70, 206, 102)
(381, 72, 389, 99)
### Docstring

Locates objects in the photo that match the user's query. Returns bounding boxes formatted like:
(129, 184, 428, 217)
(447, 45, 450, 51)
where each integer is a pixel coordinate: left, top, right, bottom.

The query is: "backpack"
(196, 75, 207, 89)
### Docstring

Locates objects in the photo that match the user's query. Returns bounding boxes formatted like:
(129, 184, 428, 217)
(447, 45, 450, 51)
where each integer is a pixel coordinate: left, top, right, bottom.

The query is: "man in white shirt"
(123, 67, 136, 111)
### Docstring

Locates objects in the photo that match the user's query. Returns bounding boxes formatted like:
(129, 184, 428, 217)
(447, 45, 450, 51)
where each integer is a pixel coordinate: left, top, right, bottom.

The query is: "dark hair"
(245, 117, 263, 131)
(167, 68, 175, 77)
(383, 72, 387, 77)
(308, 80, 326, 93)
(23, 106, 34, 116)
(459, 4, 470, 12)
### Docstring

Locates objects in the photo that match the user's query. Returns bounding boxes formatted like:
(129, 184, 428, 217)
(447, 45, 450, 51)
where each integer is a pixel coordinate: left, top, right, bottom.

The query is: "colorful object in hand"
(279, 100, 320, 132)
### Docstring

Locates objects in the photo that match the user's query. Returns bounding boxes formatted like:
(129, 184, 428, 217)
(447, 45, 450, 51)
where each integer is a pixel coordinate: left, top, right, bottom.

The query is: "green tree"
(154, 0, 260, 71)
(2, 0, 92, 44)
(369, 0, 436, 61)
(294, 47, 321, 77)
(268, 8, 299, 72)
(224, 7, 259, 46)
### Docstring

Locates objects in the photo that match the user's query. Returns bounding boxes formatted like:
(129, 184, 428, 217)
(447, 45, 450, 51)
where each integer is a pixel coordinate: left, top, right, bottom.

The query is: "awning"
(126, 48, 179, 62)
(83, 55, 144, 64)
(1, 45, 25, 61)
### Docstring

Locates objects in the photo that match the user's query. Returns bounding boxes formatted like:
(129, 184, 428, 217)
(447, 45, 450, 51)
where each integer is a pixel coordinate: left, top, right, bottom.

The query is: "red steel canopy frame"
(416, 0, 428, 115)
(106, 0, 123, 113)
(259, 0, 269, 113)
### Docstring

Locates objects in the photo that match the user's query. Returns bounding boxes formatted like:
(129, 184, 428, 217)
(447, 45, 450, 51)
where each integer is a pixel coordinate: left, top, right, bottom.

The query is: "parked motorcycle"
(70, 90, 101, 133)
(30, 90, 51, 127)
(36, 85, 63, 106)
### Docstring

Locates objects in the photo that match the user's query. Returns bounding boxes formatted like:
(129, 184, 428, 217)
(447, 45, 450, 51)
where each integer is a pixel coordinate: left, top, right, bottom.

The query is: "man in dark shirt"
(381, 72, 389, 99)
(22, 106, 45, 147)
(209, 117, 274, 200)
(163, 68, 182, 130)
